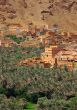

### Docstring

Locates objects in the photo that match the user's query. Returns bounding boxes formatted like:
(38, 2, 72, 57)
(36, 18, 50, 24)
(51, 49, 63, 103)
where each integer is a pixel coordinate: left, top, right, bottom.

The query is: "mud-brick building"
(41, 45, 61, 66)
(41, 45, 77, 70)
(8, 24, 24, 35)
(39, 34, 56, 46)
(0, 38, 16, 47)
(0, 31, 4, 37)
(55, 50, 77, 70)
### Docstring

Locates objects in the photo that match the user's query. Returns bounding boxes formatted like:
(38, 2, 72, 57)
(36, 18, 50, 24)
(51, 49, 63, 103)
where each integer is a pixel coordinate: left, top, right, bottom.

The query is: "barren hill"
(0, 0, 77, 33)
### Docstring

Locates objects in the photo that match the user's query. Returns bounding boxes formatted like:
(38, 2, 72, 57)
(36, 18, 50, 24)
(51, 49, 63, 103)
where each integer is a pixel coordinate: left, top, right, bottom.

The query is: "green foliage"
(14, 46, 44, 59)
(9, 35, 25, 44)
(0, 46, 77, 110)
(24, 102, 36, 110)
(38, 96, 77, 110)
(0, 87, 7, 94)
(0, 94, 27, 110)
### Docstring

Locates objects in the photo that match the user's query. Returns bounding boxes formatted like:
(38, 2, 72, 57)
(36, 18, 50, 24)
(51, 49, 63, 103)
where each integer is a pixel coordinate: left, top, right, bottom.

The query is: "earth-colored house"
(41, 45, 77, 70)
(41, 45, 60, 66)
(0, 38, 16, 47)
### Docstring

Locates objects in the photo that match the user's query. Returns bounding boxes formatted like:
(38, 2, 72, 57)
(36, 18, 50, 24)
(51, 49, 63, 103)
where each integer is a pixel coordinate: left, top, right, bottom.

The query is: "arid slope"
(0, 0, 77, 32)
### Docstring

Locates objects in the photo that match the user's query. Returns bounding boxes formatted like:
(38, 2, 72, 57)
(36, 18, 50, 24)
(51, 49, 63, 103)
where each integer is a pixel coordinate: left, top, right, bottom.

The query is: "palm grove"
(0, 45, 77, 110)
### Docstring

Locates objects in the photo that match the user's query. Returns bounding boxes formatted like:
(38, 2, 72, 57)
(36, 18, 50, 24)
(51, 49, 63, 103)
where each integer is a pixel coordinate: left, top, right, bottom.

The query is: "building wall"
(41, 46, 58, 65)
(41, 45, 77, 70)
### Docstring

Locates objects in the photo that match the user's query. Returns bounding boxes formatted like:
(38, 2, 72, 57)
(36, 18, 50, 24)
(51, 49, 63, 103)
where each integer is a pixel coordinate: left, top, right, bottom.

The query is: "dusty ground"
(0, 0, 77, 33)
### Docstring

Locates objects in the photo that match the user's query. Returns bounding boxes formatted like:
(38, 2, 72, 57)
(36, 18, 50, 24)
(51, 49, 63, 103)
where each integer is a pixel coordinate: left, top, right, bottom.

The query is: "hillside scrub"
(0, 46, 77, 109)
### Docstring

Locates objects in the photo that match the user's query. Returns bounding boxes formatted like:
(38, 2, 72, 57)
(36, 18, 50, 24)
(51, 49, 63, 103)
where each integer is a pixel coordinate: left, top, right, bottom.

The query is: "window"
(47, 55, 48, 57)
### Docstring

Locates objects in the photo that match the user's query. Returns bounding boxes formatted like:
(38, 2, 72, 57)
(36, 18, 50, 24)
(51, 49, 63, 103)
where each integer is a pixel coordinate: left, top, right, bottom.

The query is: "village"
(0, 23, 77, 71)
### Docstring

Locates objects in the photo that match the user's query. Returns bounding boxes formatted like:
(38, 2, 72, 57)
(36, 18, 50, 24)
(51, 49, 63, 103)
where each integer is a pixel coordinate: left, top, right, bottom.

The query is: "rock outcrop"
(0, 0, 77, 32)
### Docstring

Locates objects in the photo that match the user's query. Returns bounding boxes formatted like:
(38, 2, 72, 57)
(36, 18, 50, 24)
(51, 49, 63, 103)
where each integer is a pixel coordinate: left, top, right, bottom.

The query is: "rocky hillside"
(0, 0, 77, 32)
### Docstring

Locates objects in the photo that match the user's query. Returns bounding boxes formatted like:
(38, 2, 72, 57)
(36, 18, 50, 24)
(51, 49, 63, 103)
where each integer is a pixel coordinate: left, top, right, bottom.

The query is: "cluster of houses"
(0, 23, 58, 47)
(0, 36, 16, 47)
(41, 45, 77, 71)
(19, 45, 77, 71)
(0, 23, 77, 44)
(0, 23, 77, 71)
